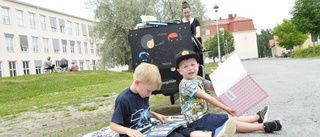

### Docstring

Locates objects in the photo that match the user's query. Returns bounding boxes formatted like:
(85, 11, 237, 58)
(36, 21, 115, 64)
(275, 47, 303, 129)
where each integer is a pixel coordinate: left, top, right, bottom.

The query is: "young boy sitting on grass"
(110, 63, 236, 137)
(174, 50, 282, 133)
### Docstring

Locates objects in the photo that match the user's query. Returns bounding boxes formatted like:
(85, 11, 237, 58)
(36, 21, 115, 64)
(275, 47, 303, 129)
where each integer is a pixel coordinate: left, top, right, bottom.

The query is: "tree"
(204, 29, 235, 63)
(257, 29, 273, 57)
(86, 0, 206, 71)
(157, 0, 206, 20)
(273, 19, 308, 52)
(291, 0, 320, 53)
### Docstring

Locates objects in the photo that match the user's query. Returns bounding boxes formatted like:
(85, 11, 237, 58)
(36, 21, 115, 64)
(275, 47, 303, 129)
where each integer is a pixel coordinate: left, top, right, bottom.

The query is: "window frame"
(67, 21, 72, 34)
(43, 38, 49, 52)
(23, 61, 30, 75)
(5, 34, 14, 51)
(32, 37, 39, 52)
(29, 12, 36, 28)
(8, 61, 17, 77)
(84, 42, 88, 54)
(16, 9, 24, 26)
(40, 15, 46, 30)
(75, 23, 80, 35)
(77, 41, 82, 53)
(2, 7, 11, 24)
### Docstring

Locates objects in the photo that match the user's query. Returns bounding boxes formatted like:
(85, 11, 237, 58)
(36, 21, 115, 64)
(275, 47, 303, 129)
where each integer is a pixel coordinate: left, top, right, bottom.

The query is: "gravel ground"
(233, 57, 320, 137)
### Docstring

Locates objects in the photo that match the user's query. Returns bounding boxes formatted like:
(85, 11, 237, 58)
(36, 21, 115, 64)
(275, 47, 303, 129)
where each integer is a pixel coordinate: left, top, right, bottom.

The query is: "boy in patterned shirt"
(175, 50, 282, 133)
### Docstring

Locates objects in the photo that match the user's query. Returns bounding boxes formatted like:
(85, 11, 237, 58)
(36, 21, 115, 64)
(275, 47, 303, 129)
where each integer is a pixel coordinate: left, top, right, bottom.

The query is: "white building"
(0, 0, 101, 77)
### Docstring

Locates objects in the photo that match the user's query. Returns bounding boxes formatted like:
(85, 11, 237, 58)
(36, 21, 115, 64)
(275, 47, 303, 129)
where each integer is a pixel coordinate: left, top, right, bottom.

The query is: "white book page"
(209, 53, 247, 97)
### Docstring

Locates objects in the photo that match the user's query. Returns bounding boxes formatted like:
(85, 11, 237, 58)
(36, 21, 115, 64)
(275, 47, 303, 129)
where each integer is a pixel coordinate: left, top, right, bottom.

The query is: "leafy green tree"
(86, 0, 206, 71)
(86, 0, 159, 71)
(290, 0, 320, 53)
(257, 29, 273, 57)
(273, 19, 308, 52)
(204, 29, 235, 63)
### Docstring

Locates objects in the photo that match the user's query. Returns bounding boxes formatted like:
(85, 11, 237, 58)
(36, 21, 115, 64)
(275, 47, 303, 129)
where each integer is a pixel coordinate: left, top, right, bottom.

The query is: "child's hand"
(225, 107, 236, 116)
(210, 69, 215, 74)
(126, 129, 143, 137)
(155, 113, 166, 123)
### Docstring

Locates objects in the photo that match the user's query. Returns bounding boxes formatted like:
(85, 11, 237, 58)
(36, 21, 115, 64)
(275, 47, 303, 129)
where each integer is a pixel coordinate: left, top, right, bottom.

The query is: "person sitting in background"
(71, 62, 79, 72)
(60, 57, 68, 72)
(56, 67, 62, 73)
(44, 56, 56, 73)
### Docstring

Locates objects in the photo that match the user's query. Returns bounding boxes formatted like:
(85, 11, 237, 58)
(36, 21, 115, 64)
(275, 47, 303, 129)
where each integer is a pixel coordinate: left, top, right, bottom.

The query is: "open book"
(143, 120, 187, 137)
(209, 53, 269, 116)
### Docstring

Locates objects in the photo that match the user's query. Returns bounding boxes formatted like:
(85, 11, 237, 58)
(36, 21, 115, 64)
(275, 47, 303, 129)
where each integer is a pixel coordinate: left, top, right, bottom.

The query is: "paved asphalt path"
(231, 57, 320, 137)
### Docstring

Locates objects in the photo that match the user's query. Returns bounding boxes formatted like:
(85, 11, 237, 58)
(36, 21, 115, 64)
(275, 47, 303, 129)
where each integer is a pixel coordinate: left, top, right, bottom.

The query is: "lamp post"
(220, 28, 226, 57)
(225, 39, 228, 58)
(214, 5, 221, 64)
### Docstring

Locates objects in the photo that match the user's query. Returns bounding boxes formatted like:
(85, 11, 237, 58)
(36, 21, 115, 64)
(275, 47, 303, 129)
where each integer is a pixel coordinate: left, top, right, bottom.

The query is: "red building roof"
(204, 14, 256, 37)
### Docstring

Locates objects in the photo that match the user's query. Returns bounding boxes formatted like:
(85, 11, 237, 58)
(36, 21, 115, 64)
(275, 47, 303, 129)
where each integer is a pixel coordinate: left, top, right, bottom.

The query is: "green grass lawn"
(0, 70, 133, 117)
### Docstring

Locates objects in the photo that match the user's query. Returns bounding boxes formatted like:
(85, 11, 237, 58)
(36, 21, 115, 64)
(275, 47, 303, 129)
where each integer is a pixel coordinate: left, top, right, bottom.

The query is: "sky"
(17, 0, 295, 32)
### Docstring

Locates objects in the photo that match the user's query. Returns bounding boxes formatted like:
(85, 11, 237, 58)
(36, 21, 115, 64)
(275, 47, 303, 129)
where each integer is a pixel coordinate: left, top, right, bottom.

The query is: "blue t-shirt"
(111, 87, 152, 137)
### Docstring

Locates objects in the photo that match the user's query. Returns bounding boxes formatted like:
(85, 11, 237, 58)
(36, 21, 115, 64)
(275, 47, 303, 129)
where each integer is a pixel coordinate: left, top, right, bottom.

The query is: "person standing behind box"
(181, 1, 200, 38)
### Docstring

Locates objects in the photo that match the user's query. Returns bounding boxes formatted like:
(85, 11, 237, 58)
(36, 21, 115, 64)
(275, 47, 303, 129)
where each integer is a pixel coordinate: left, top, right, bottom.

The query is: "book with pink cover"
(209, 53, 269, 116)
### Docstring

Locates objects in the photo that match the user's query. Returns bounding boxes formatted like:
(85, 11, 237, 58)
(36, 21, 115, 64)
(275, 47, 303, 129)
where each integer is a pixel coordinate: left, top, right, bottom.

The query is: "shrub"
(291, 45, 320, 58)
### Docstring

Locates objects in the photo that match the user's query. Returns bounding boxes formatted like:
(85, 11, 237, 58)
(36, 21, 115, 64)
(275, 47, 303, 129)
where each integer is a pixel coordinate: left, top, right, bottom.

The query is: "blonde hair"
(133, 63, 162, 90)
(181, 1, 191, 11)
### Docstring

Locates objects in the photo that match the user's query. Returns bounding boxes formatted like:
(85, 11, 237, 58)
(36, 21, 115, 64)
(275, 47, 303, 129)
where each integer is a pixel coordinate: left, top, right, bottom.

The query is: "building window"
(0, 62, 2, 77)
(86, 60, 90, 70)
(40, 15, 46, 30)
(56, 60, 60, 67)
(35, 66, 41, 74)
(92, 60, 96, 70)
(43, 38, 49, 52)
(71, 44, 75, 53)
(88, 25, 93, 37)
(84, 42, 88, 53)
(59, 18, 65, 33)
(23, 61, 30, 75)
(68, 21, 72, 34)
(205, 29, 210, 35)
(55, 61, 60, 67)
(9, 61, 17, 77)
(32, 37, 39, 52)
(80, 61, 84, 71)
(19, 35, 28, 52)
(77, 41, 82, 53)
(96, 44, 99, 54)
(5, 34, 14, 51)
(50, 16, 57, 32)
(90, 43, 94, 54)
(16, 10, 24, 26)
(75, 23, 80, 35)
(70, 41, 75, 53)
(29, 12, 36, 28)
(62, 40, 67, 53)
(34, 60, 42, 74)
(2, 7, 10, 24)
(53, 38, 59, 53)
(82, 24, 87, 36)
